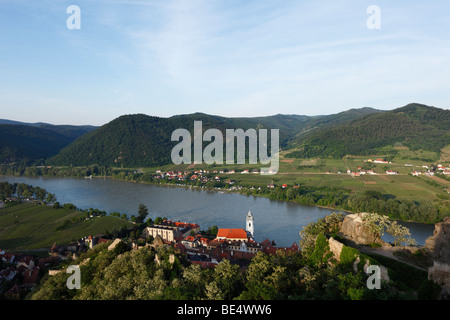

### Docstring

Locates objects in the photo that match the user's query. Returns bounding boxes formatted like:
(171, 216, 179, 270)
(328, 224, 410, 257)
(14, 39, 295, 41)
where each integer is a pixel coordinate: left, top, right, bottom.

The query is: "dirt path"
(359, 246, 429, 272)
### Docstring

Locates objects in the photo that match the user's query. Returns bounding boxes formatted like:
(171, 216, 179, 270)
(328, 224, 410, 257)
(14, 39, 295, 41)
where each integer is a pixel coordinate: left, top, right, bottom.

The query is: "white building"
(246, 210, 254, 238)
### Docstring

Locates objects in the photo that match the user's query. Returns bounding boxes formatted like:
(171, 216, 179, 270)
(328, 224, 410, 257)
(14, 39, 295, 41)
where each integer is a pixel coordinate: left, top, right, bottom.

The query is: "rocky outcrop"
(328, 237, 344, 261)
(339, 213, 387, 246)
(107, 238, 122, 251)
(425, 217, 450, 297)
(425, 217, 450, 263)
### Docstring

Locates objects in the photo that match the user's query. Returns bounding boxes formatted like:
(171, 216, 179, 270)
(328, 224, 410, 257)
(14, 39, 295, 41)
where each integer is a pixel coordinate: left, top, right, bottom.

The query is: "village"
(0, 210, 299, 299)
(343, 159, 450, 178)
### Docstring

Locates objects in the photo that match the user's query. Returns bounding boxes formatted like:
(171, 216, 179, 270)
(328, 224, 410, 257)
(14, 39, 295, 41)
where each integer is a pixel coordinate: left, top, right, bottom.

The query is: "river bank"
(1, 174, 437, 246)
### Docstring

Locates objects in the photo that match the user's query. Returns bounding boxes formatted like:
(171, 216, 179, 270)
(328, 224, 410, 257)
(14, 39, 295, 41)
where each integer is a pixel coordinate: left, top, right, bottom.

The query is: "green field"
(138, 146, 450, 204)
(0, 203, 133, 250)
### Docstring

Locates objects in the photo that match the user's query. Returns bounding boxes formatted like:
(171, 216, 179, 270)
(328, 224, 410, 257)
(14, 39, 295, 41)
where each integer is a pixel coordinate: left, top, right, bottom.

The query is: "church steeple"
(246, 210, 254, 237)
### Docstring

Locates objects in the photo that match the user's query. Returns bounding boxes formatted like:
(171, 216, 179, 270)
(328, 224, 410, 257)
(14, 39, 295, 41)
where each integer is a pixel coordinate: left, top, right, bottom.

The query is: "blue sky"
(0, 0, 449, 125)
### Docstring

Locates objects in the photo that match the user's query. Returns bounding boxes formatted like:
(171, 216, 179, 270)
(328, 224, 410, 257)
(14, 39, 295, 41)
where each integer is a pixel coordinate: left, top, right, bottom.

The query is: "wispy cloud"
(0, 0, 449, 124)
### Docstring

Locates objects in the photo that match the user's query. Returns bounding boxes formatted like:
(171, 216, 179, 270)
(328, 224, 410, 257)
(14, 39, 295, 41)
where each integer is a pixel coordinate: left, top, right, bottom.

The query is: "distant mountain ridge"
(0, 121, 98, 165)
(1, 103, 448, 167)
(46, 107, 389, 167)
(287, 103, 450, 158)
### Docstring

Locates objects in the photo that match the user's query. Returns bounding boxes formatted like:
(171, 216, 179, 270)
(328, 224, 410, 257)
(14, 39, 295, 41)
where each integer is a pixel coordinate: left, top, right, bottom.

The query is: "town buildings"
(140, 211, 300, 268)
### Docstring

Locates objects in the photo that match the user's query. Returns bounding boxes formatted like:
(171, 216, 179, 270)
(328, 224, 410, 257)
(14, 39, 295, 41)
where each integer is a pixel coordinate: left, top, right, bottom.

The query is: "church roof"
(216, 228, 248, 239)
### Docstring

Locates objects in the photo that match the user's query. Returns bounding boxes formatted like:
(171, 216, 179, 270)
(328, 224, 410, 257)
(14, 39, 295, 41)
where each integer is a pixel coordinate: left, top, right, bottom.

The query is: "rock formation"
(328, 237, 344, 261)
(425, 216, 450, 297)
(339, 213, 387, 246)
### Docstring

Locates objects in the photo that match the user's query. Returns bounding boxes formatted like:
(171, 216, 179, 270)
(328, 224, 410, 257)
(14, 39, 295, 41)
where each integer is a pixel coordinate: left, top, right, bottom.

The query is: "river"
(0, 176, 435, 247)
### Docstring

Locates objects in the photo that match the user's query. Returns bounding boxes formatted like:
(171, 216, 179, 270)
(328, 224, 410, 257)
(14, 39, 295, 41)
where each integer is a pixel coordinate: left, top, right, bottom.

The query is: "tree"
(136, 204, 149, 224)
(386, 220, 417, 246)
(113, 241, 130, 255)
(34, 186, 47, 201)
(362, 213, 417, 246)
(210, 259, 242, 300)
(46, 192, 57, 203)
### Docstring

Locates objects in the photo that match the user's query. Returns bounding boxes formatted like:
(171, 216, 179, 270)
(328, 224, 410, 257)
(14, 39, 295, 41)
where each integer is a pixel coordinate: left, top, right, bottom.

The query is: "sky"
(0, 0, 449, 125)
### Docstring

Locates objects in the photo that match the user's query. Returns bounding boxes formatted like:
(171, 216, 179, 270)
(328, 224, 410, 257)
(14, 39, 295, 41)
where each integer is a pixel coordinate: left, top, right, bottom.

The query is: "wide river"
(0, 176, 435, 246)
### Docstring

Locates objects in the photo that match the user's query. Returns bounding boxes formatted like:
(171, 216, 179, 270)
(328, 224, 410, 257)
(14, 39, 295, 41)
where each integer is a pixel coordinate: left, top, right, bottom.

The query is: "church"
(214, 210, 255, 242)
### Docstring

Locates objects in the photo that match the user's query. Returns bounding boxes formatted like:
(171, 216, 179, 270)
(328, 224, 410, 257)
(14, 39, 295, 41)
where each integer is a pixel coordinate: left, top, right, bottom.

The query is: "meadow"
(139, 147, 449, 204)
(0, 203, 133, 250)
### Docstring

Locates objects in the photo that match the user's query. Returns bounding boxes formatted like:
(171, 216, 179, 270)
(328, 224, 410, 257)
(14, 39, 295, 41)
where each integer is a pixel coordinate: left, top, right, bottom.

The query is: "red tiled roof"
(216, 228, 248, 240)
(22, 267, 39, 284)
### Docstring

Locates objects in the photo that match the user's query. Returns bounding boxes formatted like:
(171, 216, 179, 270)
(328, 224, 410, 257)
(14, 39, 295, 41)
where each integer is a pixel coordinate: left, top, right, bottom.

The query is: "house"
(443, 170, 450, 176)
(411, 171, 422, 176)
(37, 256, 60, 269)
(386, 170, 398, 175)
(142, 225, 180, 243)
(97, 238, 110, 245)
(16, 255, 35, 269)
(22, 267, 40, 284)
(260, 239, 301, 255)
(0, 267, 16, 281)
(181, 236, 200, 249)
(225, 179, 235, 185)
(281, 184, 288, 189)
(49, 243, 62, 255)
(142, 220, 200, 243)
(374, 159, 389, 164)
(0, 251, 17, 264)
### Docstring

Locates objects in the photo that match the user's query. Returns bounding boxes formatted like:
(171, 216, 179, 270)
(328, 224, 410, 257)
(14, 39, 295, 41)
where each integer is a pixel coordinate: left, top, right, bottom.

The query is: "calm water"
(0, 176, 435, 246)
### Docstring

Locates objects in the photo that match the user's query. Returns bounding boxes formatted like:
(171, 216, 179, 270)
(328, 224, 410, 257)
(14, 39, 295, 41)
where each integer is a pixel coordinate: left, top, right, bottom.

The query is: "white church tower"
(246, 210, 254, 238)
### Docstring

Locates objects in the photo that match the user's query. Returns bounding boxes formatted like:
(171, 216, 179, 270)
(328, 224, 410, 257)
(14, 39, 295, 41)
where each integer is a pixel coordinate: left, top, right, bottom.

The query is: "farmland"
(0, 203, 133, 250)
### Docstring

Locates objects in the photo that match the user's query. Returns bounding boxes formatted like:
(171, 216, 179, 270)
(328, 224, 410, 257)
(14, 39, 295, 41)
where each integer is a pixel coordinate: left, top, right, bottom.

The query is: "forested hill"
(46, 113, 311, 167)
(0, 123, 96, 165)
(3, 103, 447, 167)
(286, 103, 450, 158)
(46, 108, 382, 167)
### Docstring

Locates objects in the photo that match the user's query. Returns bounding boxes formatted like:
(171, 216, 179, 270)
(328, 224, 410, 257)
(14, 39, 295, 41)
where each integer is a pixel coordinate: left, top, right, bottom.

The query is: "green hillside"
(0, 203, 133, 250)
(47, 108, 381, 167)
(0, 123, 97, 165)
(287, 103, 450, 158)
(4, 104, 446, 167)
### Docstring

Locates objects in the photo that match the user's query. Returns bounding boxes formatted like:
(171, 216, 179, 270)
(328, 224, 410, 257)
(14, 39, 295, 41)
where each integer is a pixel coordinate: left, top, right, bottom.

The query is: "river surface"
(0, 176, 435, 246)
